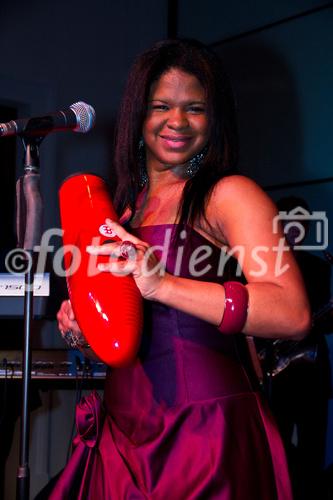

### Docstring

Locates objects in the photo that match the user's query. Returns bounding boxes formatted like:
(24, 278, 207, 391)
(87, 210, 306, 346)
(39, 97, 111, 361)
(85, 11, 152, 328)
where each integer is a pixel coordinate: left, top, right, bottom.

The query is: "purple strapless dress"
(50, 225, 292, 500)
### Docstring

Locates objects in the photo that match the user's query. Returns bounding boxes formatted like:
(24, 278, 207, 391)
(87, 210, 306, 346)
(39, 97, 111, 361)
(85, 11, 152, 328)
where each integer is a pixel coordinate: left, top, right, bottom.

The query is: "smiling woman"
(50, 39, 310, 500)
(143, 68, 209, 172)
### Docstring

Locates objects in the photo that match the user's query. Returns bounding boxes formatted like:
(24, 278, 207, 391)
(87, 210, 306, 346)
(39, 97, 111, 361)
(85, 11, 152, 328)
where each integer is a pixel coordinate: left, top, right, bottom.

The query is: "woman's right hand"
(57, 299, 90, 350)
(57, 300, 101, 360)
(57, 299, 81, 336)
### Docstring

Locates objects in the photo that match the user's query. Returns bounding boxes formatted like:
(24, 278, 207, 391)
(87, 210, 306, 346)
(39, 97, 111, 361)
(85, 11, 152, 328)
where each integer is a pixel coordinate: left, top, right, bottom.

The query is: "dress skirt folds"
(50, 225, 293, 500)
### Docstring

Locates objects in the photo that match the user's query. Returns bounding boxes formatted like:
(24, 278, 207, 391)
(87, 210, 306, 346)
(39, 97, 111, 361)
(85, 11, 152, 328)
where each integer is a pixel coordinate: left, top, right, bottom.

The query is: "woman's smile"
(159, 134, 193, 150)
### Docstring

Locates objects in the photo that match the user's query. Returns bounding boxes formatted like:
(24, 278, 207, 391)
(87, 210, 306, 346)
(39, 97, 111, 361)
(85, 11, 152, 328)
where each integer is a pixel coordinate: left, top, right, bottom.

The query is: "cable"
(0, 359, 8, 426)
(66, 355, 84, 463)
(210, 2, 333, 47)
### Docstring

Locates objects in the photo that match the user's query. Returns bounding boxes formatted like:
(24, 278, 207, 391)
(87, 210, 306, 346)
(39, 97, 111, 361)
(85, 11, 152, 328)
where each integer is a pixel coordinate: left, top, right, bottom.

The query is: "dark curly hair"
(113, 38, 238, 229)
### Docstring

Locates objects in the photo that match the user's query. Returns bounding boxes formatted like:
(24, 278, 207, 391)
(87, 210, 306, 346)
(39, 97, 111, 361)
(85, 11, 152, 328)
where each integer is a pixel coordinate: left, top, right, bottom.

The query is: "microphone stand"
(16, 135, 43, 500)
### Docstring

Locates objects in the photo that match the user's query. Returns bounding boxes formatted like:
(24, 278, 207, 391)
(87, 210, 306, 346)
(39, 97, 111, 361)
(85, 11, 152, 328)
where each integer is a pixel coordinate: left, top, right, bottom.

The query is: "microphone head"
(70, 101, 96, 133)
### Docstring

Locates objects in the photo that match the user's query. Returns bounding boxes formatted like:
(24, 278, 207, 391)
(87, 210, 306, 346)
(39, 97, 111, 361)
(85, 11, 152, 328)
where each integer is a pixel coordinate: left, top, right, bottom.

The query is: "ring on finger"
(119, 240, 137, 259)
(61, 329, 90, 349)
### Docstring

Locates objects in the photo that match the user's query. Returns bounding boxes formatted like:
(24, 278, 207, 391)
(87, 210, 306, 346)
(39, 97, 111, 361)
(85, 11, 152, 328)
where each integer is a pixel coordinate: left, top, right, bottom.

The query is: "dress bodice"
(104, 225, 253, 416)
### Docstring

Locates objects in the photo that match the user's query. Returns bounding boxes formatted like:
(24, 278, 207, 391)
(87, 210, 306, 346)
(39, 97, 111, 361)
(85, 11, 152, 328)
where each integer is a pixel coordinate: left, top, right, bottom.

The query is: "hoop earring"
(185, 146, 208, 178)
(138, 138, 148, 187)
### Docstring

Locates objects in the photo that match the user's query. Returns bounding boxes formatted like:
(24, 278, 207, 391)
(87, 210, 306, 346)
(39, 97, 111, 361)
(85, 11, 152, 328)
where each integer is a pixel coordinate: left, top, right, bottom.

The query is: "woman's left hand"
(86, 219, 165, 300)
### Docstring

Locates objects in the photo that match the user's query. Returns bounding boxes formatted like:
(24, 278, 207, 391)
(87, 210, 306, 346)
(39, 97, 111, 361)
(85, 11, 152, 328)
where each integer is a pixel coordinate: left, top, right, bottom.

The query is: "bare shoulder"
(209, 175, 277, 218)
(203, 175, 280, 247)
(212, 174, 270, 201)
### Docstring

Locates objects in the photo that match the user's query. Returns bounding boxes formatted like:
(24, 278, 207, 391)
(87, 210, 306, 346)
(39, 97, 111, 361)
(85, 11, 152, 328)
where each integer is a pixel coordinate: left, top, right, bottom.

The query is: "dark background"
(0, 1, 332, 497)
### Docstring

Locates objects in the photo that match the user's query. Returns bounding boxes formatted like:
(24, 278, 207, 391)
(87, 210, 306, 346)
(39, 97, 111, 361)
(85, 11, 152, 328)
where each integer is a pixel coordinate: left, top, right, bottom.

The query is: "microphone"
(0, 101, 96, 138)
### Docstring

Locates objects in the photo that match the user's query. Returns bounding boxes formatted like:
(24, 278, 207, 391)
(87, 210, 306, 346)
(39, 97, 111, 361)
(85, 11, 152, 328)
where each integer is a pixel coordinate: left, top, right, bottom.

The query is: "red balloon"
(59, 173, 143, 366)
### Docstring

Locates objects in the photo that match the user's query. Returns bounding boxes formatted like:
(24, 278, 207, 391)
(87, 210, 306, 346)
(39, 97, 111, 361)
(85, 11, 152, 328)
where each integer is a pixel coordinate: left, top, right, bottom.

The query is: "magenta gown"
(50, 225, 293, 500)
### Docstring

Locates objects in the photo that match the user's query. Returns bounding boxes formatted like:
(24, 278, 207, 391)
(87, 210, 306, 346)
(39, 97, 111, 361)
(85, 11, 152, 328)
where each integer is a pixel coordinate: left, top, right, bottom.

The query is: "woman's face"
(142, 68, 209, 173)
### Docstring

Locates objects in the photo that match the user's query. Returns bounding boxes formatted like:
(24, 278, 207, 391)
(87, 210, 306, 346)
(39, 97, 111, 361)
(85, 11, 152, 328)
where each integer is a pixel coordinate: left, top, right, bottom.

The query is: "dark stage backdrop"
(0, 0, 332, 496)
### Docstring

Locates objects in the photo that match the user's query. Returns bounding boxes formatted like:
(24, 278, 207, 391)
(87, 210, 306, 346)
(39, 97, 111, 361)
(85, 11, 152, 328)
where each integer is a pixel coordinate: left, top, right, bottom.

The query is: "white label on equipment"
(0, 273, 50, 296)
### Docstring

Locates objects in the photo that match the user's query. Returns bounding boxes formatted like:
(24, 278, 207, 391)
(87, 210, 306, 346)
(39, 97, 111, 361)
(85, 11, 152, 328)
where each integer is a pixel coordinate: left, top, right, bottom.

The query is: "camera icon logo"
(272, 206, 328, 250)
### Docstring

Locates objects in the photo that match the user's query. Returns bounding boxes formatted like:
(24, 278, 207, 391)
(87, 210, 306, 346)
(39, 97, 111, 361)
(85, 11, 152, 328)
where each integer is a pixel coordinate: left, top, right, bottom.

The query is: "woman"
(53, 39, 310, 499)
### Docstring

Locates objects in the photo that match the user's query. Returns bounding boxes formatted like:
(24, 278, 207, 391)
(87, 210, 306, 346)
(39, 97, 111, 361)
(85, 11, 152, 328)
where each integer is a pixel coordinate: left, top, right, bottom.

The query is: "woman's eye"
(188, 106, 205, 114)
(151, 104, 169, 111)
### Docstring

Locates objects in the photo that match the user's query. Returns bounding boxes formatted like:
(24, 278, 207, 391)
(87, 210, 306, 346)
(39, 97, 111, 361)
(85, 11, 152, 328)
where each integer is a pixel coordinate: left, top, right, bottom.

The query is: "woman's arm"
(88, 177, 310, 340)
(205, 175, 310, 339)
(155, 176, 310, 339)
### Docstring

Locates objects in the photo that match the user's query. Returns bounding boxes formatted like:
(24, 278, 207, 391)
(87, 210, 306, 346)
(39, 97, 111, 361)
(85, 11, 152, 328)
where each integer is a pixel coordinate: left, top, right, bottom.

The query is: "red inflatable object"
(59, 173, 143, 367)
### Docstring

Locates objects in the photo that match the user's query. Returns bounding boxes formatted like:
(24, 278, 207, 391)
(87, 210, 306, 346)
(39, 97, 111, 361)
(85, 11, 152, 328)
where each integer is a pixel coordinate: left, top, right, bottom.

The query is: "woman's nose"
(167, 108, 189, 129)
